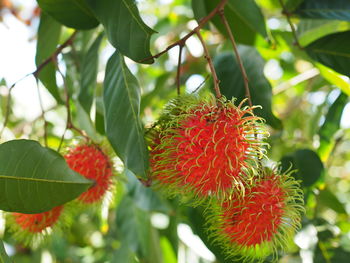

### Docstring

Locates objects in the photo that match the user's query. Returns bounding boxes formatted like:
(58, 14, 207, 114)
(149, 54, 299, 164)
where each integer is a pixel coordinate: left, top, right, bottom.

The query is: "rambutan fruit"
(8, 205, 65, 246)
(64, 144, 113, 204)
(149, 95, 266, 202)
(206, 167, 304, 262)
(12, 206, 63, 233)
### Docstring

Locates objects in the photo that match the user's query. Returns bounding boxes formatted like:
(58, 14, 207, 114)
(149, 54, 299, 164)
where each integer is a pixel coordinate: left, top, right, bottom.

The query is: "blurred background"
(0, 0, 350, 262)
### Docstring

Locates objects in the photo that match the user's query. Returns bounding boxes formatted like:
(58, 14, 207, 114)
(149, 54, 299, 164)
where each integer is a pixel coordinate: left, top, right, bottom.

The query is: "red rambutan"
(12, 206, 63, 233)
(207, 167, 304, 261)
(149, 95, 266, 202)
(64, 144, 113, 204)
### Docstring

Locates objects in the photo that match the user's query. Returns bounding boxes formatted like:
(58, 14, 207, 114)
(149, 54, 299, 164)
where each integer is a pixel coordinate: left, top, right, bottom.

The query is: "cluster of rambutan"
(7, 144, 114, 245)
(148, 94, 304, 262)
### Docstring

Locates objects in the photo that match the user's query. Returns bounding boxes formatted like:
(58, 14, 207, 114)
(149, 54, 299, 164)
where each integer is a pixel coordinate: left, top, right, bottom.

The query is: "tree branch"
(35, 79, 48, 146)
(218, 10, 251, 106)
(33, 30, 78, 78)
(53, 57, 88, 152)
(195, 29, 221, 99)
(278, 0, 302, 49)
(1, 31, 78, 140)
(141, 0, 229, 63)
(176, 43, 184, 95)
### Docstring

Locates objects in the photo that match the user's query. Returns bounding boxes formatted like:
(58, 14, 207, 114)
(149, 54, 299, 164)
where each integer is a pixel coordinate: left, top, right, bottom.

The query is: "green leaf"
(188, 207, 233, 263)
(297, 19, 350, 47)
(285, 0, 304, 12)
(116, 196, 152, 259)
(35, 12, 62, 103)
(281, 149, 324, 187)
(37, 0, 99, 29)
(74, 101, 99, 142)
(317, 63, 350, 96)
(112, 243, 139, 263)
(191, 0, 209, 29)
(125, 170, 170, 213)
(0, 240, 12, 263)
(104, 52, 149, 178)
(79, 33, 104, 114)
(0, 140, 92, 213)
(140, 73, 174, 112)
(203, 0, 267, 45)
(227, 0, 267, 38)
(86, 0, 155, 63)
(306, 31, 350, 77)
(160, 237, 177, 263)
(293, 149, 324, 187)
(314, 245, 350, 263)
(95, 96, 105, 135)
(317, 188, 347, 214)
(213, 47, 282, 129)
(295, 0, 350, 21)
(318, 92, 348, 160)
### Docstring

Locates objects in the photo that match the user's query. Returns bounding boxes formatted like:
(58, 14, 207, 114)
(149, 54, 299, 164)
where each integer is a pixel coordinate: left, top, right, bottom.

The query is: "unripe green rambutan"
(149, 95, 267, 203)
(206, 167, 304, 262)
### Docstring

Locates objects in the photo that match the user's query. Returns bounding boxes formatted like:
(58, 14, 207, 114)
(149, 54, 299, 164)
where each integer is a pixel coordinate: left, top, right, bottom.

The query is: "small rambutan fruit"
(12, 206, 63, 233)
(64, 144, 113, 204)
(206, 167, 304, 262)
(149, 95, 266, 202)
(8, 205, 65, 246)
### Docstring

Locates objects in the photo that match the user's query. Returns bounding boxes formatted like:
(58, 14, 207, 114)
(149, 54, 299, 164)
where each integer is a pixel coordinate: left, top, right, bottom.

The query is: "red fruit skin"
(222, 178, 285, 246)
(65, 144, 113, 204)
(207, 168, 304, 262)
(150, 98, 262, 200)
(13, 206, 63, 233)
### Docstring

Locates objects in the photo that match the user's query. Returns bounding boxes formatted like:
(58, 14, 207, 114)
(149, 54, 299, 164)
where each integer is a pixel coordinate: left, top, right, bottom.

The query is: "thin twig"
(141, 0, 228, 63)
(33, 31, 78, 78)
(35, 79, 48, 146)
(195, 29, 221, 99)
(326, 134, 344, 168)
(278, 0, 302, 49)
(218, 10, 265, 168)
(218, 10, 252, 107)
(53, 58, 71, 150)
(69, 41, 81, 72)
(57, 128, 67, 153)
(0, 73, 33, 139)
(55, 59, 72, 126)
(1, 31, 78, 139)
(176, 43, 185, 95)
(0, 85, 13, 139)
(191, 74, 210, 94)
(53, 57, 88, 149)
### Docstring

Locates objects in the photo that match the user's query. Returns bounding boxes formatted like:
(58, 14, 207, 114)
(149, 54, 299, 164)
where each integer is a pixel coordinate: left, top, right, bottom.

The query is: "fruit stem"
(218, 10, 252, 107)
(195, 29, 222, 99)
(35, 79, 48, 147)
(141, 0, 229, 64)
(54, 57, 89, 152)
(278, 0, 303, 49)
(176, 42, 185, 96)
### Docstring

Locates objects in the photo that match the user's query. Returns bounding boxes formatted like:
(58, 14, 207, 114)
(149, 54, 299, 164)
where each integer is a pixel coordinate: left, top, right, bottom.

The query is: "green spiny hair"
(205, 166, 305, 262)
(148, 94, 269, 206)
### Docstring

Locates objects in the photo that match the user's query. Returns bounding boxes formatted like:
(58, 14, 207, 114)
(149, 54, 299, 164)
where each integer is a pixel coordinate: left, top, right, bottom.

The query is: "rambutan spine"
(148, 94, 268, 204)
(8, 205, 65, 246)
(64, 143, 114, 204)
(206, 167, 304, 262)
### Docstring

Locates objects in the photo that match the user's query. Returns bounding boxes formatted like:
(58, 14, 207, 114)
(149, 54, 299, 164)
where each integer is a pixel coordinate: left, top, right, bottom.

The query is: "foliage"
(0, 0, 350, 262)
